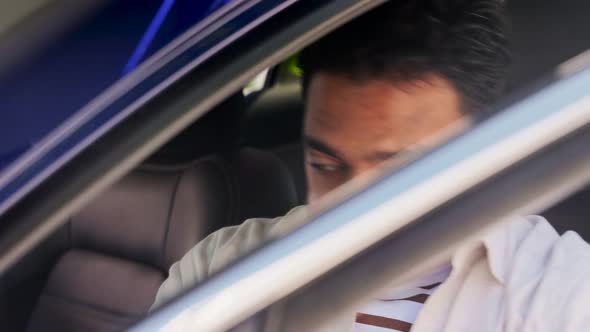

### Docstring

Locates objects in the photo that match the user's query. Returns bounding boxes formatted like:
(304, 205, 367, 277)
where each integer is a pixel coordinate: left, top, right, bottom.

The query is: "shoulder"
(518, 216, 590, 330)
(207, 206, 308, 271)
(152, 206, 306, 309)
(190, 205, 308, 275)
(480, 215, 590, 281)
(424, 216, 590, 331)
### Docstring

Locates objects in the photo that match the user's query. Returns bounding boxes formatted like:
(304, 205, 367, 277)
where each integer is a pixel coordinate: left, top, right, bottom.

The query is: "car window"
(0, 0, 233, 172)
(0, 0, 254, 220)
(0, 1, 378, 331)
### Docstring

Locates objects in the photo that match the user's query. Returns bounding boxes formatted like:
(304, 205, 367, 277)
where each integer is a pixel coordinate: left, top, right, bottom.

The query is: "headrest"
(230, 147, 299, 223)
(242, 84, 304, 148)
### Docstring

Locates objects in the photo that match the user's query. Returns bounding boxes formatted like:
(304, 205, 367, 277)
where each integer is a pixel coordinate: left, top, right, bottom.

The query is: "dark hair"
(300, 0, 510, 114)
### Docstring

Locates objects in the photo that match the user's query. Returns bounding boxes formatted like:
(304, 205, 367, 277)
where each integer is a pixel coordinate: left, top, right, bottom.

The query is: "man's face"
(304, 73, 465, 203)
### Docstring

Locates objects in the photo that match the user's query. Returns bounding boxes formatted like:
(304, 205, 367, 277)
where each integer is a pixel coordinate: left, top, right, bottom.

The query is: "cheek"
(305, 165, 349, 203)
(305, 165, 324, 203)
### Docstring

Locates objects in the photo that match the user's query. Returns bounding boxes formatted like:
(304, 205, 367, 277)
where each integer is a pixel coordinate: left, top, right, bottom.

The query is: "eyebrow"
(305, 135, 408, 164)
(369, 151, 400, 163)
(304, 136, 346, 161)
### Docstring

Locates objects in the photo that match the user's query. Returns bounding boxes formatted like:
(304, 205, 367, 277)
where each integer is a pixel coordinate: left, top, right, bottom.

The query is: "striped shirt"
(354, 266, 451, 332)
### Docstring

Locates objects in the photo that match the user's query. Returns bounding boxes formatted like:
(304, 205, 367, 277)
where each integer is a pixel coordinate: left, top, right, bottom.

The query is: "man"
(153, 1, 590, 331)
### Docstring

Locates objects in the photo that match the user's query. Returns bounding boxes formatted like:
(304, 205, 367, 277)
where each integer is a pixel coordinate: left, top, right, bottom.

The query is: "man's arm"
(151, 216, 284, 310)
(151, 227, 228, 310)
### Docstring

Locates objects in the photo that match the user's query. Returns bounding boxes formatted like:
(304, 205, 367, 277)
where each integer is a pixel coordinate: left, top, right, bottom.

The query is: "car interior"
(1, 0, 589, 331)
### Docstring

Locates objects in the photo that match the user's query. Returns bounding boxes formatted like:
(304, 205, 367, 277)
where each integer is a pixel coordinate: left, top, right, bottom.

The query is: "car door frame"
(0, 0, 387, 277)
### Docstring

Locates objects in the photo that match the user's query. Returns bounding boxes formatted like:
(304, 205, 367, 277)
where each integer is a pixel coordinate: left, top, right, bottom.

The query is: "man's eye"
(309, 162, 343, 173)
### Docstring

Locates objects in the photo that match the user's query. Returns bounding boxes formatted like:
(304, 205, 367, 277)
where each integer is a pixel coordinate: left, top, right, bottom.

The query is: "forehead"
(304, 73, 463, 153)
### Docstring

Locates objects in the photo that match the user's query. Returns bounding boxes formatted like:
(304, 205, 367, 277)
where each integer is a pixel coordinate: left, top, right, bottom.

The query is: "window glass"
(0, 0, 235, 171)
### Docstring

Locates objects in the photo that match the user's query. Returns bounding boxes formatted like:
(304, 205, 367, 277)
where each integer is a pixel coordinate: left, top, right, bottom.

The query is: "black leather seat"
(26, 148, 298, 332)
(244, 83, 308, 204)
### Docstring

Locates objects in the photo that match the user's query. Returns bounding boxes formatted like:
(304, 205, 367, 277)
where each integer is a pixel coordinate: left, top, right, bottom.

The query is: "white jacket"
(153, 210, 590, 331)
(412, 215, 590, 332)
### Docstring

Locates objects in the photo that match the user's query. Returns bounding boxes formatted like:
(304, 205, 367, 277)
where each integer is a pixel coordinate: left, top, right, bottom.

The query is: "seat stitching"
(221, 155, 239, 228)
(209, 156, 237, 230)
(160, 172, 183, 269)
(227, 153, 241, 228)
(41, 291, 140, 319)
(67, 217, 73, 247)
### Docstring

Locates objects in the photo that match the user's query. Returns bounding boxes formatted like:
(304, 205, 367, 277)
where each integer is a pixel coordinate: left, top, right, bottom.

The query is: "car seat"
(25, 96, 298, 332)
